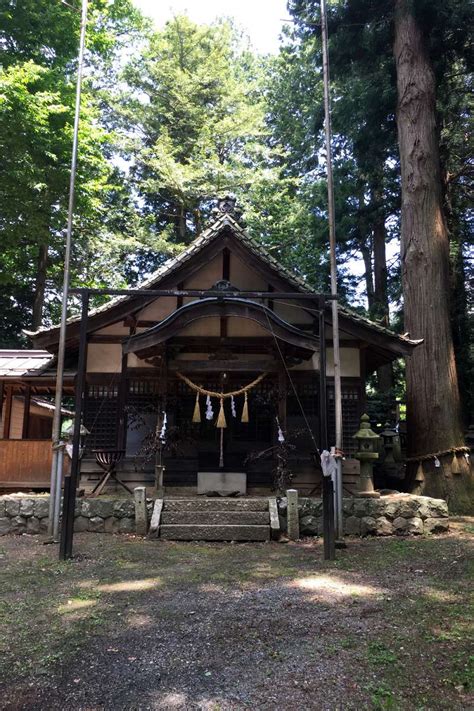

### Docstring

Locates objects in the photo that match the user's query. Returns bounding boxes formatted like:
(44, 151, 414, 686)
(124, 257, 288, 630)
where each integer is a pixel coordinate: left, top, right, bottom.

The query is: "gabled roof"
(25, 212, 421, 357)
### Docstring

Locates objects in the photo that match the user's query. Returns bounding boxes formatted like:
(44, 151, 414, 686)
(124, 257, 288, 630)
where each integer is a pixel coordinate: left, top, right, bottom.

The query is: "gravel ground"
(0, 521, 472, 710)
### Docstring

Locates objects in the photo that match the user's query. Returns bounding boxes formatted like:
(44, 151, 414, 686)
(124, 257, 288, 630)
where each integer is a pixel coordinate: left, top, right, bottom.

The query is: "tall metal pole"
(48, 0, 89, 538)
(59, 291, 89, 561)
(320, 0, 344, 540)
(319, 296, 335, 560)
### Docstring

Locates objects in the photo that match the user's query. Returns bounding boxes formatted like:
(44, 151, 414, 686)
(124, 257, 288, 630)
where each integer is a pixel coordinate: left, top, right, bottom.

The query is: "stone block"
(197, 471, 246, 495)
(342, 498, 354, 515)
(74, 516, 89, 532)
(79, 499, 92, 517)
(393, 517, 408, 535)
(405, 517, 423, 535)
(380, 499, 402, 520)
(34, 499, 50, 519)
(0, 500, 6, 518)
(26, 517, 41, 534)
(19, 499, 35, 518)
(0, 517, 11, 535)
(134, 487, 148, 536)
(104, 517, 115, 533)
(344, 515, 361, 536)
(374, 516, 393, 536)
(88, 516, 105, 533)
(287, 489, 299, 540)
(300, 515, 319, 536)
(393, 496, 421, 519)
(417, 497, 449, 520)
(117, 517, 135, 534)
(113, 500, 135, 518)
(10, 516, 26, 532)
(360, 516, 377, 536)
(5, 499, 20, 516)
(39, 518, 49, 532)
(88, 499, 115, 519)
(424, 517, 449, 534)
(353, 498, 378, 518)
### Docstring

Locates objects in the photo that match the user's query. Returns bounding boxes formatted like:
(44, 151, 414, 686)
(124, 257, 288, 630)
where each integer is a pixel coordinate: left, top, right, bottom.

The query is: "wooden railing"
(0, 440, 52, 488)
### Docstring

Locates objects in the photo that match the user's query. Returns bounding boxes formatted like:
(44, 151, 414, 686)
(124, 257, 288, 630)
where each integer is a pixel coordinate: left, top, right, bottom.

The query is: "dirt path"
(0, 522, 472, 710)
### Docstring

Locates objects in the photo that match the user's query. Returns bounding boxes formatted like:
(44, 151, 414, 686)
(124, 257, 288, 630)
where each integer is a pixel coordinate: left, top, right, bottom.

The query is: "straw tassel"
(241, 391, 249, 423)
(192, 392, 201, 423)
(451, 453, 461, 475)
(414, 462, 424, 482)
(216, 398, 227, 428)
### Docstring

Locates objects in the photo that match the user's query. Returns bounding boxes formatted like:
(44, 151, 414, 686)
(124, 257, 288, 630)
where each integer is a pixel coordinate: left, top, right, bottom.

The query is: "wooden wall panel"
(0, 440, 53, 487)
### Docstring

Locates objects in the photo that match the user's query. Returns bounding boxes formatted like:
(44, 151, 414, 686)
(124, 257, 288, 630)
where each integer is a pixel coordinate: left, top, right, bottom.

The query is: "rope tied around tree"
(405, 445, 470, 463)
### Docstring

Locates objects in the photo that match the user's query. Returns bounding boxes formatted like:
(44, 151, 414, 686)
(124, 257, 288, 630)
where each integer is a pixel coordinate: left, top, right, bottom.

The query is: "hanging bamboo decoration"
(192, 392, 201, 423)
(241, 391, 249, 423)
(216, 398, 227, 428)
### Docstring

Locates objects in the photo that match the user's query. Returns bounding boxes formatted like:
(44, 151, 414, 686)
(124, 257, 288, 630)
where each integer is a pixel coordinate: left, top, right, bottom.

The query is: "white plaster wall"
(184, 254, 222, 289)
(93, 323, 129, 336)
(179, 316, 221, 337)
(226, 317, 268, 338)
(87, 343, 122, 373)
(291, 347, 360, 377)
(274, 300, 313, 326)
(136, 298, 175, 321)
(230, 255, 268, 291)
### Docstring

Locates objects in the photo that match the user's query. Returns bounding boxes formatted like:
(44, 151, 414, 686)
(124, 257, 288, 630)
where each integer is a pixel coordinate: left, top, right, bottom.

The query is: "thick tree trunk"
(32, 242, 48, 330)
(393, 1, 469, 508)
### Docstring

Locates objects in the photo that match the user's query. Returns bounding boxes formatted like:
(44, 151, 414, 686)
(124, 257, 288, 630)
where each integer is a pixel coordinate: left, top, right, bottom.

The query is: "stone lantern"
(381, 422, 397, 464)
(353, 414, 381, 498)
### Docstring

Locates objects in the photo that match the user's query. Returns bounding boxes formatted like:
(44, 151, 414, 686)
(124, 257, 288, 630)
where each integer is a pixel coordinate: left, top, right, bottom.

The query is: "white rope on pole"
(320, 0, 344, 539)
(49, 0, 89, 539)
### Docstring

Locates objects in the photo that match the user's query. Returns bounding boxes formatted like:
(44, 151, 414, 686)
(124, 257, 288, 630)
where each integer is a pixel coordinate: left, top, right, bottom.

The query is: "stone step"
(159, 524, 270, 541)
(163, 498, 269, 512)
(161, 511, 270, 525)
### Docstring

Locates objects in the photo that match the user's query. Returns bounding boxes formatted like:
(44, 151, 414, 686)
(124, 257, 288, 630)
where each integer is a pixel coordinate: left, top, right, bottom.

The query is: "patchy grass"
(0, 520, 473, 710)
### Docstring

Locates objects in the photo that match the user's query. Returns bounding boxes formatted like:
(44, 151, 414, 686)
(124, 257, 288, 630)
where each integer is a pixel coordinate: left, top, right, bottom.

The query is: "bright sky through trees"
(132, 0, 290, 54)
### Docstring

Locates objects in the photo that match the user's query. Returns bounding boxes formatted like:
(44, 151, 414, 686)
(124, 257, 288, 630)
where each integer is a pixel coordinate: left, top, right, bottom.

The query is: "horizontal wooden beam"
(168, 360, 278, 372)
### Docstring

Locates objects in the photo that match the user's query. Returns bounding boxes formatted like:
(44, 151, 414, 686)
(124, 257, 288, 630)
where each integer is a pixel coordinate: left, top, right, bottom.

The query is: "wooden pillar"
(222, 247, 230, 281)
(0, 381, 4, 422)
(278, 368, 287, 432)
(2, 386, 13, 439)
(117, 351, 128, 450)
(22, 385, 31, 439)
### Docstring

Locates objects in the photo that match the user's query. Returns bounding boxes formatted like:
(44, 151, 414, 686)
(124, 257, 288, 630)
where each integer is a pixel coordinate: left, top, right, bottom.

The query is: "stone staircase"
(151, 497, 279, 541)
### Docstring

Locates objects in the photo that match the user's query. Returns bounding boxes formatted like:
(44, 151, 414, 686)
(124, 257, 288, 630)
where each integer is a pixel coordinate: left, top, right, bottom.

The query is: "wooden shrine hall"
(1, 199, 419, 494)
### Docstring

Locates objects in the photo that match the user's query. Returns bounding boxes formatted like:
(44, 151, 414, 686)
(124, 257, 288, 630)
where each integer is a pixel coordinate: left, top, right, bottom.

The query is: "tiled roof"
(0, 350, 54, 376)
(25, 213, 420, 349)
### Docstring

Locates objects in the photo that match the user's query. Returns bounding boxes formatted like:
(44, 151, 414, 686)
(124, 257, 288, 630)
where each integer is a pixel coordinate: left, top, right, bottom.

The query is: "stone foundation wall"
(278, 495, 449, 536)
(0, 493, 449, 537)
(0, 495, 154, 536)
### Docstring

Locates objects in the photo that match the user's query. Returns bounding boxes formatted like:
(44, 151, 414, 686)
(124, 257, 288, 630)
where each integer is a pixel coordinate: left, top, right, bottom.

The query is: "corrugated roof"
(0, 350, 54, 377)
(25, 212, 420, 349)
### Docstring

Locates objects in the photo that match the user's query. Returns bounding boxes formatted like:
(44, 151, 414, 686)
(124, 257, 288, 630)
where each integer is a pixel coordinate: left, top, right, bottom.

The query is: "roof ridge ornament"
(217, 195, 237, 215)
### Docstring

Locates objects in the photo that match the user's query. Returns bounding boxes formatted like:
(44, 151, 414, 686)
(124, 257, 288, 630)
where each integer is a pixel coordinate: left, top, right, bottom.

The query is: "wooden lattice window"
(84, 383, 119, 451)
(328, 383, 362, 455)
